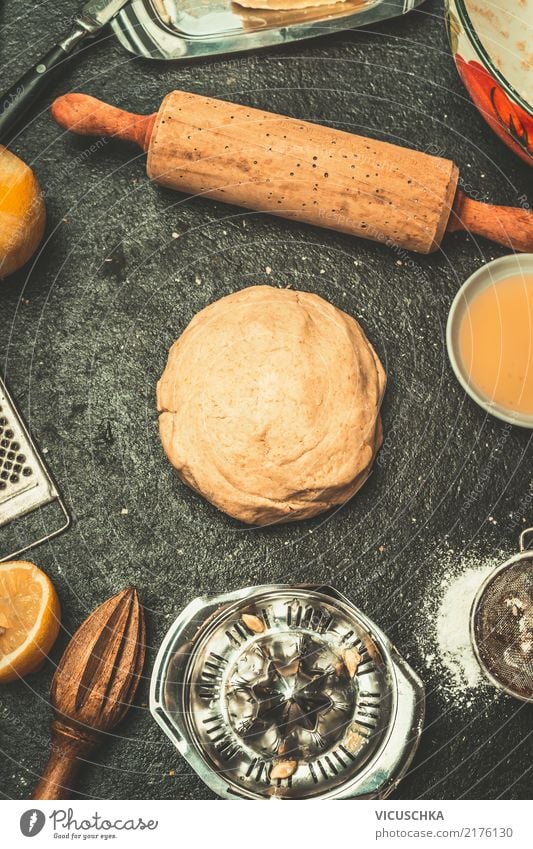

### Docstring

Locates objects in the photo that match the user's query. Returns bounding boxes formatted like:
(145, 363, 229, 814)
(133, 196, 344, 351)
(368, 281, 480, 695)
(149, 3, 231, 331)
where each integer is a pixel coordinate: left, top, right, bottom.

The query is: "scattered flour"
(435, 563, 495, 689)
(417, 548, 506, 708)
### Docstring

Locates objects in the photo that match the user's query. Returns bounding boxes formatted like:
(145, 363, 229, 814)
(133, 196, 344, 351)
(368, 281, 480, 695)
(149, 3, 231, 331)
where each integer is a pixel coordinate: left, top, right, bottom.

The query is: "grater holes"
(0, 406, 34, 487)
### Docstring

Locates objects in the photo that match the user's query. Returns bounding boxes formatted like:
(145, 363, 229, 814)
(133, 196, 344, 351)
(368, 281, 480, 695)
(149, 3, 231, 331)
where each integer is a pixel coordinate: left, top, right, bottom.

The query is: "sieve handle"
(519, 527, 533, 552)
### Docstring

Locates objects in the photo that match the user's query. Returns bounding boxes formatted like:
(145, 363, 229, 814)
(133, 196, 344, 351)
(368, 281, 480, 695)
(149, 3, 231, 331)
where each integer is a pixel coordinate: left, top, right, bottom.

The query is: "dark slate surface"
(0, 0, 531, 801)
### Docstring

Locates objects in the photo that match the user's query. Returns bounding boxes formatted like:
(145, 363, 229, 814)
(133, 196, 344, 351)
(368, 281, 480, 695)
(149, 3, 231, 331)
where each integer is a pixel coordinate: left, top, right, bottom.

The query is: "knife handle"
(31, 721, 96, 800)
(0, 26, 88, 144)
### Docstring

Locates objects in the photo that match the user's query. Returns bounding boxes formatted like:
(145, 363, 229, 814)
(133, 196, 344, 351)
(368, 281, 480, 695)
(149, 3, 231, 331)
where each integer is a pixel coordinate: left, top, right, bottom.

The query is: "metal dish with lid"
(112, 0, 425, 61)
(150, 584, 425, 799)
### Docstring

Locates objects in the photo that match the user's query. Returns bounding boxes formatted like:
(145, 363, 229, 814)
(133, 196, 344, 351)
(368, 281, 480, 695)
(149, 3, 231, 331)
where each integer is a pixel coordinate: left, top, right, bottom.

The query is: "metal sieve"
(0, 377, 70, 561)
(150, 584, 425, 800)
(471, 529, 533, 702)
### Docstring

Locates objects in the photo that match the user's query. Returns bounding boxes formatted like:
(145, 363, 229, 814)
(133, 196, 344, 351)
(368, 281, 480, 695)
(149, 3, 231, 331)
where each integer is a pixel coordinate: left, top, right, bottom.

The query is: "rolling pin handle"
(447, 190, 533, 253)
(51, 94, 155, 152)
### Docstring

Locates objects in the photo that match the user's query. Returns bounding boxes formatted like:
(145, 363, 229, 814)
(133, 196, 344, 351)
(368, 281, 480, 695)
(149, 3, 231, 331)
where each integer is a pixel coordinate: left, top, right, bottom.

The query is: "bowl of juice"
(447, 254, 533, 427)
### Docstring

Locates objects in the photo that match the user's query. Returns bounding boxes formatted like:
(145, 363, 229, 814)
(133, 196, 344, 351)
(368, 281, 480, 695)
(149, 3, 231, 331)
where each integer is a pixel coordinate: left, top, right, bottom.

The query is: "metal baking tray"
(111, 0, 425, 61)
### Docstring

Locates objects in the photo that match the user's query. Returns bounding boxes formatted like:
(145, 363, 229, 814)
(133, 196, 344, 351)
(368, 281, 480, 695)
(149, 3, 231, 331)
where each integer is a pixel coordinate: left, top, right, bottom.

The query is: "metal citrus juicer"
(470, 529, 533, 703)
(150, 584, 425, 799)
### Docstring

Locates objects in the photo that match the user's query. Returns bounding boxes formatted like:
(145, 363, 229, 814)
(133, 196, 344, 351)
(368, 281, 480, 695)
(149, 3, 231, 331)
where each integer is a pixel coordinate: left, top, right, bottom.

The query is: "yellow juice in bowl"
(459, 274, 533, 416)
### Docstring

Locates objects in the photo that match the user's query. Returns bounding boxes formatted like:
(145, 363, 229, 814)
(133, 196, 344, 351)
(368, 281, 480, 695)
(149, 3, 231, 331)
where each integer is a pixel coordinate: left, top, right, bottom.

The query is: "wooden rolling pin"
(51, 92, 533, 254)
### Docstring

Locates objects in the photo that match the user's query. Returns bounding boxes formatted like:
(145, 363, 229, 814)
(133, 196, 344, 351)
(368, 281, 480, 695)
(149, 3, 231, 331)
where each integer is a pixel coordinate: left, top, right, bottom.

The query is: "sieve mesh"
(472, 557, 533, 701)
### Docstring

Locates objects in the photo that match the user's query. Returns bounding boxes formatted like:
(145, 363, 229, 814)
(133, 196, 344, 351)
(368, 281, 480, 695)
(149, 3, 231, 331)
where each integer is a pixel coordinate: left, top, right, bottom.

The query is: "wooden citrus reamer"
(32, 587, 146, 800)
(52, 92, 533, 254)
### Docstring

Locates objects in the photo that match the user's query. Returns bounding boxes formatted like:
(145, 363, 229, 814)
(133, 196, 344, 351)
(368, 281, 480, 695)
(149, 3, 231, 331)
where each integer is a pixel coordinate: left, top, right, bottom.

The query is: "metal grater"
(151, 584, 425, 799)
(0, 377, 70, 562)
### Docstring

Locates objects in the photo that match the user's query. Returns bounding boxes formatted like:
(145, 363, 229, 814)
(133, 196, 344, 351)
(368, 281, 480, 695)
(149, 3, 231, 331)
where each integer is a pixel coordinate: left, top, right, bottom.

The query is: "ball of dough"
(157, 285, 385, 525)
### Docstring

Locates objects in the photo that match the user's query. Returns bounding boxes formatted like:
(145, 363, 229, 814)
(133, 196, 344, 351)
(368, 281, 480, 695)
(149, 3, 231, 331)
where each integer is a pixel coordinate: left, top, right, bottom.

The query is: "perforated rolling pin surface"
(146, 90, 459, 255)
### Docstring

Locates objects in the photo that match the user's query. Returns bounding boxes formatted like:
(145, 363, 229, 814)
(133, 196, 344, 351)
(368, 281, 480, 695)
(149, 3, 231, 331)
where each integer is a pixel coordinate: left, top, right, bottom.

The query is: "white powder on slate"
(417, 548, 505, 708)
(435, 563, 495, 689)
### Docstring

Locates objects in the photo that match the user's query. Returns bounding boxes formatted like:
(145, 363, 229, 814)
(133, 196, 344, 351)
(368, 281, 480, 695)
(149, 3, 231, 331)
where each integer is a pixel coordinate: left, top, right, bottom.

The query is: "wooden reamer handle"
(31, 722, 96, 800)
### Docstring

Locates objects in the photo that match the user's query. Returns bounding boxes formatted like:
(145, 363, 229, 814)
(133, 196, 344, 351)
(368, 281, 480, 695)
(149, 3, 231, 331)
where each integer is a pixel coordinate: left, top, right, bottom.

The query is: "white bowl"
(447, 0, 533, 165)
(447, 254, 533, 428)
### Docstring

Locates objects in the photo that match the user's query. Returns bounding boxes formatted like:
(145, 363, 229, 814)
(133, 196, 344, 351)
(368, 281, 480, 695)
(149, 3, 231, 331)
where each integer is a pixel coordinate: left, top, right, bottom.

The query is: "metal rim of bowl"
(469, 540, 533, 703)
(446, 254, 533, 429)
(452, 0, 533, 119)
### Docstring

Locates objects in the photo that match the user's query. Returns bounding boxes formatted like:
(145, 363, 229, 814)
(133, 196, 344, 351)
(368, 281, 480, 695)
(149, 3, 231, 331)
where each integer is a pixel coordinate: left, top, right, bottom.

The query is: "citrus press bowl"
(150, 584, 425, 800)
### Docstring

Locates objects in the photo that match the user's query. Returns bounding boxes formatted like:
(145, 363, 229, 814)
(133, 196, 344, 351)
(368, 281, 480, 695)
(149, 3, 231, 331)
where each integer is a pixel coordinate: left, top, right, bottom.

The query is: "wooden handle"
(51, 93, 156, 152)
(31, 721, 96, 800)
(447, 191, 533, 252)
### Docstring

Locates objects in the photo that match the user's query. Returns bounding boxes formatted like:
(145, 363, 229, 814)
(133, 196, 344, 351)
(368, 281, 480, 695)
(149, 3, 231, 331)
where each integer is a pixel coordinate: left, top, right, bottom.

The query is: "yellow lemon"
(0, 561, 61, 683)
